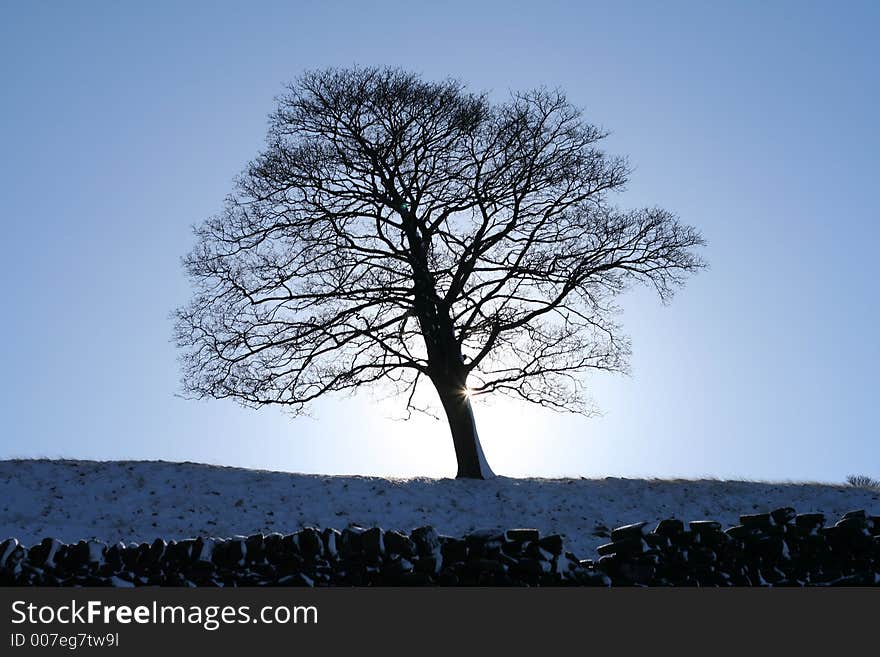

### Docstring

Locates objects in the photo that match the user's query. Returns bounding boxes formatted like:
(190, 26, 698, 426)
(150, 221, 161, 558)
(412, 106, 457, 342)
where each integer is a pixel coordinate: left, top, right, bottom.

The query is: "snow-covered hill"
(1, 459, 877, 558)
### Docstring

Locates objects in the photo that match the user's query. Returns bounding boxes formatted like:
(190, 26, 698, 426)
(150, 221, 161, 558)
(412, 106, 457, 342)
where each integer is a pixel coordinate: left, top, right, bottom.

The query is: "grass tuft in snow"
(846, 474, 880, 490)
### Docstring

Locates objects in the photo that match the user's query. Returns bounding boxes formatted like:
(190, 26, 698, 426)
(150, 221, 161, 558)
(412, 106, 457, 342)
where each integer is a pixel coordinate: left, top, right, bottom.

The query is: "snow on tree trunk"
(465, 397, 495, 479)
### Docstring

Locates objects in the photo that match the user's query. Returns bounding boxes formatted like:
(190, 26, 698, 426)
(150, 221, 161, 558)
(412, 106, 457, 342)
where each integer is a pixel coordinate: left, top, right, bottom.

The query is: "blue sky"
(1, 1, 877, 481)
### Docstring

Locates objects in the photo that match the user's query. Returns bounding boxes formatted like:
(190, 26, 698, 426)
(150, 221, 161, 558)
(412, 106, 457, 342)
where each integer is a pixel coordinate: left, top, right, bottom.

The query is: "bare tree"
(174, 67, 705, 479)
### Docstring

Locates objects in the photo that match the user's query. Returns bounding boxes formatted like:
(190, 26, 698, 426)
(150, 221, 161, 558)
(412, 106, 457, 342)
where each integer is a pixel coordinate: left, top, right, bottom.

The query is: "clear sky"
(1, 1, 877, 482)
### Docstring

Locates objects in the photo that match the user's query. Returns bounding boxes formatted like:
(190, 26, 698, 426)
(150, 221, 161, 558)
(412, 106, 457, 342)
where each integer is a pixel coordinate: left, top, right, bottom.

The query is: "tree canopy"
(174, 67, 705, 477)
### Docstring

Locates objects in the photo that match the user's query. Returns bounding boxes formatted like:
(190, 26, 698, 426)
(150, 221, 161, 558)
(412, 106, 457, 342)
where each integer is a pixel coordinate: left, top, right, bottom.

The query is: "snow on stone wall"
(2, 508, 879, 586)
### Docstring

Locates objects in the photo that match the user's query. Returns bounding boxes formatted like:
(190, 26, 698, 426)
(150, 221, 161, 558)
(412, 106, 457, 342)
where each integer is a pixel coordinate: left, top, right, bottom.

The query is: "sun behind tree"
(173, 66, 705, 479)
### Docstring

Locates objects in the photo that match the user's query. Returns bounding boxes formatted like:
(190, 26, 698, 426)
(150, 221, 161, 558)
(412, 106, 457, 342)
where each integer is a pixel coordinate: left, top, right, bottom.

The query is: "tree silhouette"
(174, 67, 705, 479)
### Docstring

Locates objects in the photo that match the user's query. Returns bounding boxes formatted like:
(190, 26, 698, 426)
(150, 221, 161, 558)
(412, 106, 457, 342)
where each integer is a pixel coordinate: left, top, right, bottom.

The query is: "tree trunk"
(434, 379, 495, 480)
(396, 203, 494, 478)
